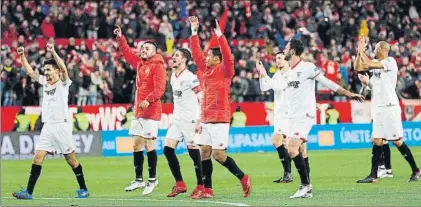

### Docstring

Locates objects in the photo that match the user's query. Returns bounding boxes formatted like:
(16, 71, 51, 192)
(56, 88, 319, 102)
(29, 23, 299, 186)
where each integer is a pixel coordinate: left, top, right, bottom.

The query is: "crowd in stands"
(1, 0, 421, 107)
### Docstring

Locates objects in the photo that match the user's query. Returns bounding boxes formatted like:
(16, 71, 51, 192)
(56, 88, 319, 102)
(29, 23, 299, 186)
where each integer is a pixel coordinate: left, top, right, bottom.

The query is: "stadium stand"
(1, 0, 420, 106)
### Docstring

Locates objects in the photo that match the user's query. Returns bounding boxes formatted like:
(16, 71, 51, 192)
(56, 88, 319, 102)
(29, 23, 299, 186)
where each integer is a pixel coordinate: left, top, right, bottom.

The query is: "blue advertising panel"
(101, 122, 421, 157)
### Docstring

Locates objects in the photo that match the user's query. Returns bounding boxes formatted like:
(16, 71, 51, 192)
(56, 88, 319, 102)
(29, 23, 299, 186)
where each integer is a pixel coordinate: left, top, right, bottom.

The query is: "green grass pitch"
(2, 148, 421, 206)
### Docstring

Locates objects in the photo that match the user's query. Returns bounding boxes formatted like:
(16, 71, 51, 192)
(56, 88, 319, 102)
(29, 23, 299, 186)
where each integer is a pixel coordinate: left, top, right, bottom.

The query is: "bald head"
(378, 41, 390, 52)
(374, 41, 390, 59)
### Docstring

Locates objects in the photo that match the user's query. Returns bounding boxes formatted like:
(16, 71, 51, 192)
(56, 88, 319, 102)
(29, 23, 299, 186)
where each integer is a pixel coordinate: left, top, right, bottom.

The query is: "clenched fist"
(46, 43, 55, 53)
(17, 47, 25, 56)
(113, 25, 122, 38)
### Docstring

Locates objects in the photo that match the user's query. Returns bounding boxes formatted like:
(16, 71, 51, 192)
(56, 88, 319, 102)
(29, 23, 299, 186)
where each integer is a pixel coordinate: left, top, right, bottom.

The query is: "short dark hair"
(142, 41, 157, 50)
(276, 51, 285, 56)
(289, 39, 304, 56)
(43, 59, 59, 69)
(210, 48, 222, 61)
(177, 48, 192, 63)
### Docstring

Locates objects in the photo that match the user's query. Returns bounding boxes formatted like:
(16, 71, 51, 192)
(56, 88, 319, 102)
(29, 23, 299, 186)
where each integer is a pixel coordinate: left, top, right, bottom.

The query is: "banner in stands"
(1, 101, 418, 132)
(401, 99, 421, 122)
(100, 122, 421, 157)
(0, 132, 103, 160)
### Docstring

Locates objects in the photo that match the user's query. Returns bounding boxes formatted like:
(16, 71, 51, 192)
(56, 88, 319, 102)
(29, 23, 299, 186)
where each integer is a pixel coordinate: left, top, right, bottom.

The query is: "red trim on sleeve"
(192, 85, 202, 94)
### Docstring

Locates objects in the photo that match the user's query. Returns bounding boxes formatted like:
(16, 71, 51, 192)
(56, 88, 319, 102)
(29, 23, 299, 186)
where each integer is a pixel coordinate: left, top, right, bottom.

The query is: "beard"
(284, 52, 292, 61)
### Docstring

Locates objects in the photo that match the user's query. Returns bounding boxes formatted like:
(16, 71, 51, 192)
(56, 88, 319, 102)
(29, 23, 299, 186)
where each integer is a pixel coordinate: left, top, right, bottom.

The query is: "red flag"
(204, 9, 228, 53)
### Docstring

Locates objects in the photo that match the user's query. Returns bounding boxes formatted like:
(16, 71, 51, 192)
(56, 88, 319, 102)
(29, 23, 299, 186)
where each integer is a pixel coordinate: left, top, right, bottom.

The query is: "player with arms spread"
(256, 51, 292, 183)
(114, 25, 167, 195)
(189, 16, 251, 199)
(355, 37, 420, 183)
(283, 39, 364, 199)
(13, 44, 89, 199)
(164, 48, 205, 198)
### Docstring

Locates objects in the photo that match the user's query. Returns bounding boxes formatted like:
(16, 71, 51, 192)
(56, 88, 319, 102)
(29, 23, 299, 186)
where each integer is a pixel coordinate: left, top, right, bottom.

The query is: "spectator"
(74, 107, 90, 131)
(231, 106, 247, 127)
(404, 79, 421, 99)
(1, 0, 420, 106)
(41, 16, 55, 38)
(13, 108, 30, 132)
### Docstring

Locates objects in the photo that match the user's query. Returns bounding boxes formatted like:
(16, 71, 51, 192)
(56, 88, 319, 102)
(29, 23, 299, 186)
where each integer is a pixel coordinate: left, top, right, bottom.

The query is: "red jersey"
(190, 35, 234, 123)
(117, 36, 166, 121)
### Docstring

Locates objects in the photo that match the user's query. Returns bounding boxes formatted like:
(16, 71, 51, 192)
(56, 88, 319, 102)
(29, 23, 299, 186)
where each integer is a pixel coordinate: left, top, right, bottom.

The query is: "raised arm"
(215, 20, 234, 77)
(17, 47, 40, 82)
(114, 25, 143, 70)
(46, 43, 69, 81)
(355, 36, 384, 71)
(354, 36, 367, 71)
(359, 52, 384, 70)
(354, 53, 364, 71)
(256, 61, 288, 92)
(256, 61, 273, 91)
(189, 16, 207, 71)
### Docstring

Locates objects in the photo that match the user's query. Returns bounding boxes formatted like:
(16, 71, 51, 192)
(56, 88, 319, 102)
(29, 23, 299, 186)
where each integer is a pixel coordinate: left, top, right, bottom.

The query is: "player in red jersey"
(114, 25, 166, 195)
(189, 16, 251, 199)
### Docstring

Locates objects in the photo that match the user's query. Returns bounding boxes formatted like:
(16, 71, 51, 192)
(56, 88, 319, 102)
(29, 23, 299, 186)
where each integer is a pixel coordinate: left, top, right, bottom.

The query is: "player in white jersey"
(13, 44, 89, 200)
(256, 51, 292, 183)
(355, 37, 420, 183)
(359, 74, 394, 179)
(283, 39, 364, 199)
(163, 48, 205, 198)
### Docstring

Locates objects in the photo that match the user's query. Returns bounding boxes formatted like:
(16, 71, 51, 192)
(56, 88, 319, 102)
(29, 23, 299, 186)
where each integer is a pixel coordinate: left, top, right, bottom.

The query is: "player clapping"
(282, 39, 364, 199)
(355, 37, 420, 183)
(256, 52, 293, 183)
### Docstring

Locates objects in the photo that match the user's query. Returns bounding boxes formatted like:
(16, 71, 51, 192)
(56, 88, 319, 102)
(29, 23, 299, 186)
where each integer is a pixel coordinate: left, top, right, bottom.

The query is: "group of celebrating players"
(12, 14, 420, 201)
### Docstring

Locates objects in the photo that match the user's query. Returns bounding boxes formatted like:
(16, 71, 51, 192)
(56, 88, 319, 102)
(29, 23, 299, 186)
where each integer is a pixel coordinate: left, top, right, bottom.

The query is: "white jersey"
(286, 60, 321, 119)
(259, 70, 289, 122)
(171, 69, 201, 123)
(38, 75, 72, 123)
(370, 57, 400, 107)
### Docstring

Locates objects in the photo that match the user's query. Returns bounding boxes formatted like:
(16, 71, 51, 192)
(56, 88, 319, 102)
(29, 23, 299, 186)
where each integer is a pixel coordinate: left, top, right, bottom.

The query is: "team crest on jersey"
(45, 88, 56, 96)
(374, 71, 381, 78)
(288, 81, 300, 88)
(144, 68, 150, 76)
(297, 72, 302, 78)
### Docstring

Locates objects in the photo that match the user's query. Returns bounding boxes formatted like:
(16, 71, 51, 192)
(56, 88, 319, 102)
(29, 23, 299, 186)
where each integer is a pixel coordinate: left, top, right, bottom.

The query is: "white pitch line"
(3, 197, 249, 206)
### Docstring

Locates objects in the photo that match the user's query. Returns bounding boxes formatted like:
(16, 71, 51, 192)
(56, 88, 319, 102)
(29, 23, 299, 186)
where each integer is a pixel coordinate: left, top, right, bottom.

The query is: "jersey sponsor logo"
(174, 90, 183, 97)
(288, 81, 300, 88)
(45, 88, 56, 96)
